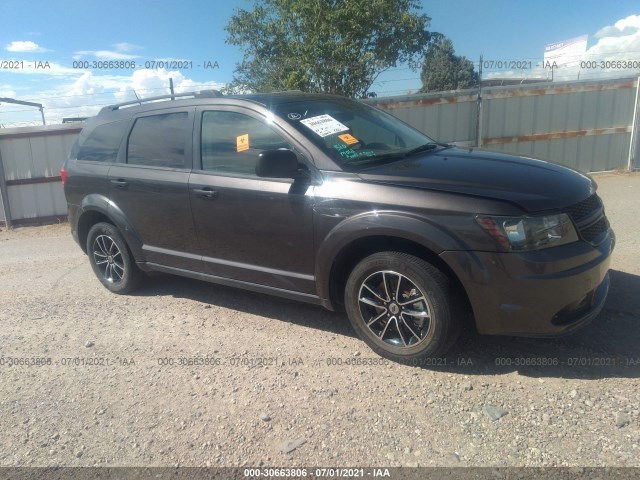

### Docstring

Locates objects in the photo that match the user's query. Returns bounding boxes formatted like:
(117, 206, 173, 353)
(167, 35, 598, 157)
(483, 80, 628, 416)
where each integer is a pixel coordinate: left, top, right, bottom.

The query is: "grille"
(580, 217, 609, 244)
(564, 194, 602, 223)
(563, 194, 609, 245)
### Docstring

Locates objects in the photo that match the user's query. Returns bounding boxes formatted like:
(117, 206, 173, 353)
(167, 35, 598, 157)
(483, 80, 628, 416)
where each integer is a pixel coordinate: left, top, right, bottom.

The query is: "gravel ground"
(0, 172, 638, 468)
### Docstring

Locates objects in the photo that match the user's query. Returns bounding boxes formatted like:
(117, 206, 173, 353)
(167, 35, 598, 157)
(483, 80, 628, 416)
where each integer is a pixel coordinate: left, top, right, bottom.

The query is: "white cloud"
(112, 42, 142, 52)
(0, 70, 226, 125)
(1, 40, 221, 125)
(74, 50, 140, 60)
(66, 72, 104, 97)
(113, 68, 223, 102)
(72, 42, 144, 60)
(486, 14, 640, 82)
(5, 41, 49, 53)
(595, 15, 640, 39)
(557, 15, 640, 81)
(0, 85, 17, 97)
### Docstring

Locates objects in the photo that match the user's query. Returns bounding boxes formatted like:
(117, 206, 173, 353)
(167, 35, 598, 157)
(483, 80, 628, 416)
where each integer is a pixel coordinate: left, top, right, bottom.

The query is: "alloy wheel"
(357, 270, 433, 348)
(92, 234, 125, 283)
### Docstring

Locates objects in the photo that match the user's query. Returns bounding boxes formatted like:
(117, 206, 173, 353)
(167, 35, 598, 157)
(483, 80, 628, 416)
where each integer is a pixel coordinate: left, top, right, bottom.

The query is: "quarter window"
(77, 120, 128, 162)
(127, 112, 189, 168)
(201, 111, 292, 176)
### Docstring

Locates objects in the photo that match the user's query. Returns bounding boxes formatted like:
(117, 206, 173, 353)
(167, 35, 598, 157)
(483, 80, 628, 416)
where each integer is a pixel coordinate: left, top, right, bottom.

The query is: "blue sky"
(1, 0, 639, 126)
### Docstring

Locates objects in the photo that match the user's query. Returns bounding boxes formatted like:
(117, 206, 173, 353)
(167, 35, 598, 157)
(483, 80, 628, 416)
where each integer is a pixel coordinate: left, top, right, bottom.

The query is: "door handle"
(192, 187, 218, 199)
(110, 178, 129, 188)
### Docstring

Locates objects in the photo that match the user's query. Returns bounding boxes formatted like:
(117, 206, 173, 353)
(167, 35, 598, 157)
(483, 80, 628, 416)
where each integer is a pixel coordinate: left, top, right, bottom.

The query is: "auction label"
(300, 114, 349, 137)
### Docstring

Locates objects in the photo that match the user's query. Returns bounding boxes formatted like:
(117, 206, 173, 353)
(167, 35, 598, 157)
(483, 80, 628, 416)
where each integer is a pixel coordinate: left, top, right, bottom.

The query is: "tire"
(344, 252, 461, 363)
(86, 222, 143, 294)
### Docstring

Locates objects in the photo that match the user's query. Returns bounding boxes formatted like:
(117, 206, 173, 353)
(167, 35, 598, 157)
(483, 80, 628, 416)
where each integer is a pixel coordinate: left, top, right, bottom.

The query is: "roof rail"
(99, 89, 223, 113)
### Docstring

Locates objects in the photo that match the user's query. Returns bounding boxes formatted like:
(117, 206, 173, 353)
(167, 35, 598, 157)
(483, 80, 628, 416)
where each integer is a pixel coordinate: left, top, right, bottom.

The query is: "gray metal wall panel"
(549, 94, 569, 133)
(6, 182, 66, 220)
(8, 183, 33, 219)
(602, 133, 630, 172)
(0, 132, 78, 181)
(567, 92, 585, 130)
(452, 101, 476, 143)
(377, 100, 477, 144)
(547, 139, 565, 167)
(399, 106, 428, 135)
(612, 88, 635, 126)
(578, 93, 600, 130)
(30, 134, 73, 177)
(368, 92, 478, 144)
(50, 182, 68, 216)
(582, 137, 599, 172)
(0, 138, 32, 180)
(0, 126, 81, 223)
(375, 79, 636, 172)
(483, 133, 632, 172)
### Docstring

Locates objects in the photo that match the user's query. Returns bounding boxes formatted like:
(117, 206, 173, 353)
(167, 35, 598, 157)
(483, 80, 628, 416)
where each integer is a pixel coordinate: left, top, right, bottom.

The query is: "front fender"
(314, 210, 468, 306)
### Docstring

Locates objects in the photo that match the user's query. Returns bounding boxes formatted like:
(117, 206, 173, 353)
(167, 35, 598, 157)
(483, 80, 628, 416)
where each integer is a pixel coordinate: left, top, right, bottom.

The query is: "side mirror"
(256, 149, 300, 179)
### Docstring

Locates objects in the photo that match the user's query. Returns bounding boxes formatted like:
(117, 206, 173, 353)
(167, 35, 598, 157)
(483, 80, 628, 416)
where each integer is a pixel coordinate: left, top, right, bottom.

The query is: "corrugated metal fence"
(0, 124, 80, 226)
(369, 76, 640, 173)
(1, 77, 639, 226)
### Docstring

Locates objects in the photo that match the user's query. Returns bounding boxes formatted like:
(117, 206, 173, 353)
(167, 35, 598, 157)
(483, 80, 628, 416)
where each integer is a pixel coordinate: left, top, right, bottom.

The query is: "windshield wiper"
(341, 142, 449, 169)
(402, 142, 443, 157)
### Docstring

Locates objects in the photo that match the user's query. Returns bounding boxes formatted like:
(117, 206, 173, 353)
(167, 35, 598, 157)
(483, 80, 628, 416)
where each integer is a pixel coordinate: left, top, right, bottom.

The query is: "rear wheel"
(87, 222, 143, 294)
(344, 252, 461, 363)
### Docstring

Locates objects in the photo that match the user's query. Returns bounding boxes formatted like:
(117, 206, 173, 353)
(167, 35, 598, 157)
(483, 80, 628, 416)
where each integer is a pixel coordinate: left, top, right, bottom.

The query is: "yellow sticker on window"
(236, 134, 249, 152)
(338, 133, 359, 145)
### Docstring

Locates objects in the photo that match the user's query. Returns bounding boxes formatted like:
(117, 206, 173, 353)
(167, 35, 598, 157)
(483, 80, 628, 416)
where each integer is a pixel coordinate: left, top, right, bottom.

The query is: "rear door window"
(127, 112, 190, 169)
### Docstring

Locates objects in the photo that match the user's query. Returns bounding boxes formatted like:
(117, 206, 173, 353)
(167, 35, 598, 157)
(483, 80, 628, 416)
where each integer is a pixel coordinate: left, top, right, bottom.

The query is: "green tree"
(420, 36, 478, 92)
(225, 0, 434, 98)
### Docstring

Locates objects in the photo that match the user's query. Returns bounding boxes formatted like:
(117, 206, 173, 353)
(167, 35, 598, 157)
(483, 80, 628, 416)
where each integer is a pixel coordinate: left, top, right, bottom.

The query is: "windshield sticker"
(338, 133, 359, 145)
(333, 144, 375, 160)
(288, 113, 302, 120)
(300, 114, 349, 137)
(236, 134, 249, 152)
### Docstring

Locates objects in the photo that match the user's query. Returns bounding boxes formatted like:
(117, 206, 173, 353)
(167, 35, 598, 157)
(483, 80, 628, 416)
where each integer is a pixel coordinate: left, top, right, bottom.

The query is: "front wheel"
(344, 252, 461, 363)
(86, 222, 143, 294)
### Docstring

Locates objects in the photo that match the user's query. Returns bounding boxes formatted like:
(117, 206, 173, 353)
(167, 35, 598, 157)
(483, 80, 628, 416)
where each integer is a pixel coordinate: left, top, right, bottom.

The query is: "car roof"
(94, 91, 351, 123)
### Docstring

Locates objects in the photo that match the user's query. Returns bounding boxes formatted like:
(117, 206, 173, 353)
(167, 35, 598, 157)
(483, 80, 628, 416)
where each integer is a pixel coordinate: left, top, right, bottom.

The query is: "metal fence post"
(0, 146, 12, 229)
(628, 75, 640, 171)
(476, 54, 483, 148)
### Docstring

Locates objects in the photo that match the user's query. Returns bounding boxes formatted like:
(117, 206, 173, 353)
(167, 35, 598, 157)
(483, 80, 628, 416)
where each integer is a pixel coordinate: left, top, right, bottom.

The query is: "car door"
(108, 107, 201, 271)
(189, 106, 316, 294)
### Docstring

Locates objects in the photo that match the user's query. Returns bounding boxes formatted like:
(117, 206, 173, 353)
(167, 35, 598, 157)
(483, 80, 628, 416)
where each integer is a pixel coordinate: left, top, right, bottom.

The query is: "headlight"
(476, 213, 578, 251)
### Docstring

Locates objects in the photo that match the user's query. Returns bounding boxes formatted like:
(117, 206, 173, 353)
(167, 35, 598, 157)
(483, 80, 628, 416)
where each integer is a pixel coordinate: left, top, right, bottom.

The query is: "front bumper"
(441, 230, 615, 336)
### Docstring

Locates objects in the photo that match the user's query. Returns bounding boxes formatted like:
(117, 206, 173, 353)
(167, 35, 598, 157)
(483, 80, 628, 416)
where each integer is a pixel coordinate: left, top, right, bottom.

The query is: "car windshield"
(271, 97, 441, 170)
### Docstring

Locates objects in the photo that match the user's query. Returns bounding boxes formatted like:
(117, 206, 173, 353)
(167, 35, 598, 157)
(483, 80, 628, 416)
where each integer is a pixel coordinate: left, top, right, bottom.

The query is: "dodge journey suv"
(62, 90, 614, 363)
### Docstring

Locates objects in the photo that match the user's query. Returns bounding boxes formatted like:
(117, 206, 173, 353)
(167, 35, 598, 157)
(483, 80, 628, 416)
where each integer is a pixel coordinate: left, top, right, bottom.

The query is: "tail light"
(60, 165, 68, 185)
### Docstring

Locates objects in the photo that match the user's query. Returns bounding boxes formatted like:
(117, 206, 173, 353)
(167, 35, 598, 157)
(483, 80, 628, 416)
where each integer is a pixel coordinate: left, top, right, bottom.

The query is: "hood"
(357, 147, 595, 212)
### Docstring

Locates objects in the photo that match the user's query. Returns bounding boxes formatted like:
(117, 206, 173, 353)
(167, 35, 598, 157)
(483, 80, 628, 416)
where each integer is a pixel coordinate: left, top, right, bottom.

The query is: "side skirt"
(143, 262, 328, 307)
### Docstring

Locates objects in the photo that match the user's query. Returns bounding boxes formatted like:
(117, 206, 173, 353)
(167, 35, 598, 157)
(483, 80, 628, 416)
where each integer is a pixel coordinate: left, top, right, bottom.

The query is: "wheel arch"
(327, 235, 470, 312)
(77, 195, 143, 259)
(77, 210, 113, 254)
(315, 213, 472, 317)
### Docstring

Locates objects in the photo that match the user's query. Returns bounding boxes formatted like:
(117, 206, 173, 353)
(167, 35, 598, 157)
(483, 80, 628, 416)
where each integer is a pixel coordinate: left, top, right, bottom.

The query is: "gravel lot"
(0, 172, 638, 469)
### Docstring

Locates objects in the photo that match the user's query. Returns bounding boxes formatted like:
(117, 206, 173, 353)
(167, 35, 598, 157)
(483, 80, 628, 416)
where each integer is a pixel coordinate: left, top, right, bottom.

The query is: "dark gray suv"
(62, 90, 614, 364)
